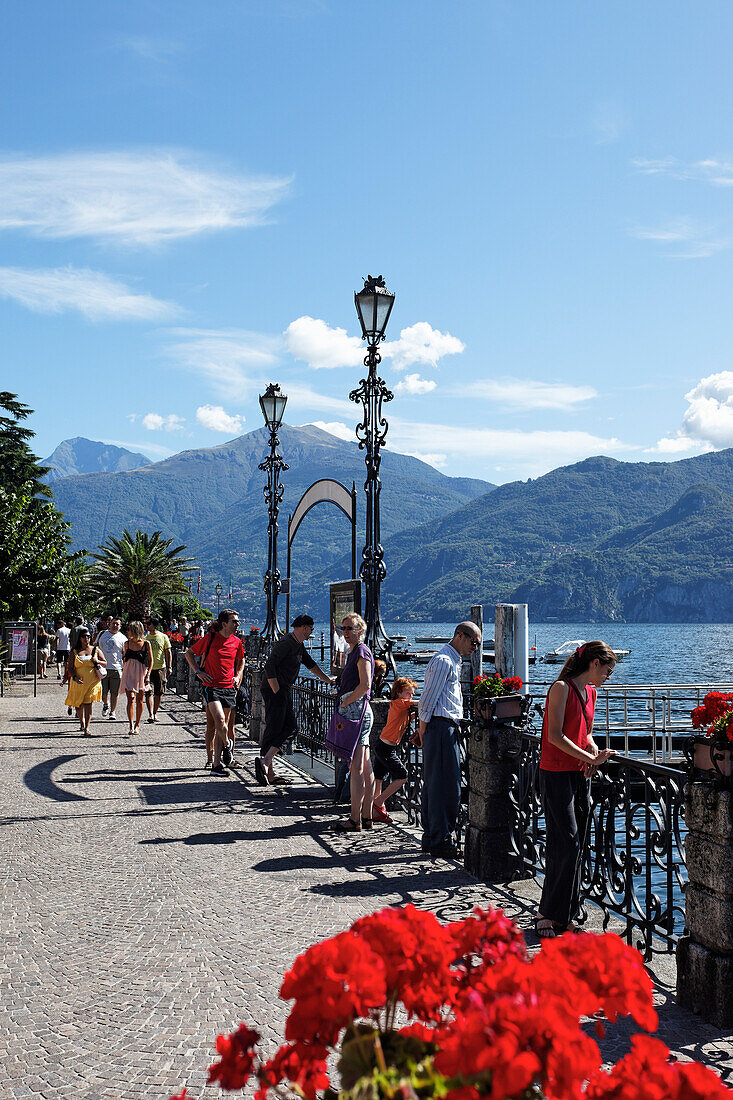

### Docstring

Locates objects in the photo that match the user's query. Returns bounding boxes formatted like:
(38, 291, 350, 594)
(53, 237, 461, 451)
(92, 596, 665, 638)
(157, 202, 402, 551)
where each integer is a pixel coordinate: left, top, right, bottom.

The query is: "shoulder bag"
(325, 695, 368, 761)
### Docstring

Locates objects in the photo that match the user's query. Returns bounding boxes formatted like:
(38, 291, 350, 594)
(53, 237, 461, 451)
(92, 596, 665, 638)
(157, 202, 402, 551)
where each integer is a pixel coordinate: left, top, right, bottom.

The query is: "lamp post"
(259, 383, 289, 650)
(215, 583, 222, 616)
(350, 275, 396, 667)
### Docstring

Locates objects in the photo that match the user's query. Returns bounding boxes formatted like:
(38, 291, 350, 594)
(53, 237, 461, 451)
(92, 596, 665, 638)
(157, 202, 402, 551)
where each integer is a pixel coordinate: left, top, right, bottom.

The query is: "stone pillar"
(249, 687, 264, 745)
(464, 722, 520, 882)
(175, 650, 188, 696)
(677, 780, 733, 1027)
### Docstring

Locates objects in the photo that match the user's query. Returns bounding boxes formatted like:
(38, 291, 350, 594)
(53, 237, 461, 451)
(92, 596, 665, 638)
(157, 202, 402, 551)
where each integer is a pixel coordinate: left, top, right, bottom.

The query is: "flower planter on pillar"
(464, 721, 522, 883)
(677, 775, 733, 1028)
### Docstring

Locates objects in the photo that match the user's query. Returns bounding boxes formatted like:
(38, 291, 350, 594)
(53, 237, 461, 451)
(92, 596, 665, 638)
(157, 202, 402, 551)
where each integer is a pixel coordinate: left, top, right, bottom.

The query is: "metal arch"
(285, 479, 358, 630)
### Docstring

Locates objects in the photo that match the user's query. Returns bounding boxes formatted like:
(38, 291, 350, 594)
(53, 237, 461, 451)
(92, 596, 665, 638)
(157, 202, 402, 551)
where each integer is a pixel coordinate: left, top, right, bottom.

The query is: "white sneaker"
(102, 703, 108, 716)
(108, 712, 116, 720)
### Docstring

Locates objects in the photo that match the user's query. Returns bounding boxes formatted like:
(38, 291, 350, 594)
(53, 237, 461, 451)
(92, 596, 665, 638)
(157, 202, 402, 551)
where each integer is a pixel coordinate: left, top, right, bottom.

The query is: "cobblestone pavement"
(0, 680, 731, 1098)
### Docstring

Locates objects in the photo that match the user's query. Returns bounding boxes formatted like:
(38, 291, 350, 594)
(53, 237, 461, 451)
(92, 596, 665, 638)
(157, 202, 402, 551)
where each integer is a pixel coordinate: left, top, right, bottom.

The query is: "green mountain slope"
(370, 449, 733, 620)
(50, 424, 494, 616)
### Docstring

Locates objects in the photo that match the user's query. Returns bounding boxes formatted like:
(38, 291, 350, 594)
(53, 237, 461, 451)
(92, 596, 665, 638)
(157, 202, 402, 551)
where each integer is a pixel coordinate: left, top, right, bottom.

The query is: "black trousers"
(260, 682, 297, 755)
(539, 770, 591, 927)
(420, 716, 461, 851)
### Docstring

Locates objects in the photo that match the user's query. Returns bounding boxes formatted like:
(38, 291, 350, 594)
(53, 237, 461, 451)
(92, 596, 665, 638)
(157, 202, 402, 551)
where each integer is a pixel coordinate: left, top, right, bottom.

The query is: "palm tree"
(88, 530, 196, 622)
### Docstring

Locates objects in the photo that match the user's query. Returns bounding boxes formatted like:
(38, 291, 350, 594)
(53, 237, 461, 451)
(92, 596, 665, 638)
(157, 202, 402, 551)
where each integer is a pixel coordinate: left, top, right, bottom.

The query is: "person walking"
(97, 617, 126, 720)
(120, 622, 153, 736)
(416, 621, 482, 859)
(143, 617, 172, 723)
(62, 627, 107, 735)
(535, 641, 616, 939)
(54, 620, 71, 680)
(330, 613, 376, 833)
(36, 623, 51, 678)
(69, 616, 84, 651)
(256, 614, 333, 786)
(185, 610, 245, 777)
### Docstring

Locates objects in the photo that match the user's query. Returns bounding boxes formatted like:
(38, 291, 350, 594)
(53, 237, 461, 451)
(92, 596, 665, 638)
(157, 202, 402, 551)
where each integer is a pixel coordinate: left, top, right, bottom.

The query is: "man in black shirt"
(256, 614, 333, 785)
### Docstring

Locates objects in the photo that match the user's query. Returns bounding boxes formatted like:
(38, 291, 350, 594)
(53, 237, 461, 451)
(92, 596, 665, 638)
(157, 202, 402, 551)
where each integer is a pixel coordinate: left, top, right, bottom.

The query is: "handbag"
(325, 696, 368, 761)
(92, 646, 106, 681)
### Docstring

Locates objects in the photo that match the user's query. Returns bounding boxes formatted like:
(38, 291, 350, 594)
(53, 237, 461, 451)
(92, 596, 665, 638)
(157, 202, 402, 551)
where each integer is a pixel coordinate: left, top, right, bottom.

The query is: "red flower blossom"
(586, 1034, 732, 1099)
(168, 1091, 189, 1100)
(281, 931, 386, 1045)
(351, 905, 455, 1019)
(502, 676, 523, 693)
(447, 905, 527, 982)
(256, 1041, 329, 1100)
(207, 1024, 260, 1091)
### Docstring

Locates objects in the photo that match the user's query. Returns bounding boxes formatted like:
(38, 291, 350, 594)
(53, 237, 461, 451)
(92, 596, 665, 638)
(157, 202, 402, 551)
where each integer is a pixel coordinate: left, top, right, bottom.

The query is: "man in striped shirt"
(417, 621, 482, 859)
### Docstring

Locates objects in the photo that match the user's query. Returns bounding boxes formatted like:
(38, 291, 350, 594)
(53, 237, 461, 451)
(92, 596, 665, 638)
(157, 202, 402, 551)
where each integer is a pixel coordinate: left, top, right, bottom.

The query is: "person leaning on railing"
(535, 640, 616, 940)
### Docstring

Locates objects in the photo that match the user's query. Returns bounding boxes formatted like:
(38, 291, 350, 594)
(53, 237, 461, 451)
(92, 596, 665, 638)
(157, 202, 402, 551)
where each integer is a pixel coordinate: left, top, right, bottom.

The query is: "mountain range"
(43, 437, 151, 482)
(46, 426, 733, 622)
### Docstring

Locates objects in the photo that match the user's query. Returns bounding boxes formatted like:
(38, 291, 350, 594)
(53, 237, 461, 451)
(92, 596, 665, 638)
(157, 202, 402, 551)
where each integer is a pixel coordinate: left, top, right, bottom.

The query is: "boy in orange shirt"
(371, 677, 418, 824)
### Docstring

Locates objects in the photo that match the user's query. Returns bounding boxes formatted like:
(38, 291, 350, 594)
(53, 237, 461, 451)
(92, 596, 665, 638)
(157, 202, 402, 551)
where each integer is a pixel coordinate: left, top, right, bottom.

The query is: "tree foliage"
(87, 529, 195, 621)
(0, 393, 84, 619)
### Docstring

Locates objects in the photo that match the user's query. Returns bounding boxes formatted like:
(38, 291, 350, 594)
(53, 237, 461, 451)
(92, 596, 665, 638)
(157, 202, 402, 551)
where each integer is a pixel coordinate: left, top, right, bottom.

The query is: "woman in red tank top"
(535, 641, 616, 940)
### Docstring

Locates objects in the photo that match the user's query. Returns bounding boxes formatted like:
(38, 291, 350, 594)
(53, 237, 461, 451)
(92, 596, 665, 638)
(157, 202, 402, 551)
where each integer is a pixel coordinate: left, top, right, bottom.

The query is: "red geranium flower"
(208, 1024, 260, 1090)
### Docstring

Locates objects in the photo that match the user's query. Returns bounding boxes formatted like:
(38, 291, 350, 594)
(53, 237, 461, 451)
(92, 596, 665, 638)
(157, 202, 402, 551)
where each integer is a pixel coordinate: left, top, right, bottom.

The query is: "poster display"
(11, 629, 29, 663)
(329, 580, 362, 675)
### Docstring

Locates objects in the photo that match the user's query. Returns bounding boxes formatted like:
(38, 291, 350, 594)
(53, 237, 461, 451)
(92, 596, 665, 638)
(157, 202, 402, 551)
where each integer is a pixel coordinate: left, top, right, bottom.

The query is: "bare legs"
(206, 700, 229, 767)
(126, 690, 144, 734)
(350, 745, 375, 826)
(76, 702, 92, 734)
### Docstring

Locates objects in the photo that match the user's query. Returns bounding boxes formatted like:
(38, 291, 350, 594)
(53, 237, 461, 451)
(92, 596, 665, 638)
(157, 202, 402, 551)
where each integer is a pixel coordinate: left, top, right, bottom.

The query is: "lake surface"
(308, 621, 733, 687)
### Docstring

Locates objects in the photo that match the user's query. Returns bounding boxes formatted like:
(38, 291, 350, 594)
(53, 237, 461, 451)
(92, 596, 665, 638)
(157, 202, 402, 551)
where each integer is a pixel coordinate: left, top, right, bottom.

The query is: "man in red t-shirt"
(185, 609, 245, 776)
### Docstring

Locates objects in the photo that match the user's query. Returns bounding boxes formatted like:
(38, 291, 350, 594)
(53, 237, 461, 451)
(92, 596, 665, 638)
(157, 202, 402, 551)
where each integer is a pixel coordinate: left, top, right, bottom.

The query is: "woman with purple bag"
(331, 613, 375, 833)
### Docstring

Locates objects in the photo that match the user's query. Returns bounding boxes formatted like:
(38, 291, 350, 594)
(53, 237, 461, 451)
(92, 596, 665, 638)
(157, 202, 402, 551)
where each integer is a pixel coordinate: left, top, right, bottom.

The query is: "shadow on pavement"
(23, 754, 88, 802)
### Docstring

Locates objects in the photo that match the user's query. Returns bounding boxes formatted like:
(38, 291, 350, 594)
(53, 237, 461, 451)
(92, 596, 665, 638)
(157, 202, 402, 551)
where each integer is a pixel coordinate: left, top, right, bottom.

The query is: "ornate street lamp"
(350, 275, 396, 668)
(215, 582, 222, 615)
(259, 383, 289, 649)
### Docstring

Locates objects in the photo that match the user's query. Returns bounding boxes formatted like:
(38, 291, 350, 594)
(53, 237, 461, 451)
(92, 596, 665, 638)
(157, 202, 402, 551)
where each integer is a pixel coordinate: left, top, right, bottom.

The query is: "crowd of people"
(43, 606, 618, 936)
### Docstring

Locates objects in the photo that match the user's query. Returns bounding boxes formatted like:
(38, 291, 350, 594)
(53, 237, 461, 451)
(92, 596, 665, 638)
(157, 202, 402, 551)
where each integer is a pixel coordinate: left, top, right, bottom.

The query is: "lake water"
(309, 620, 733, 687)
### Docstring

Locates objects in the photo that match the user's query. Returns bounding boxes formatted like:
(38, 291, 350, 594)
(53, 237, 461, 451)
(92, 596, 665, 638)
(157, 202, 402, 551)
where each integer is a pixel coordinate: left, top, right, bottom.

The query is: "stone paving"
(0, 679, 731, 1099)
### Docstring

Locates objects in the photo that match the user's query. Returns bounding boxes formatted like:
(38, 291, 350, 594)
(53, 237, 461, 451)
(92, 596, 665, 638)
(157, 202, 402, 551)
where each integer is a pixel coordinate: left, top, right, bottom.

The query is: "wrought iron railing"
(506, 730, 687, 959)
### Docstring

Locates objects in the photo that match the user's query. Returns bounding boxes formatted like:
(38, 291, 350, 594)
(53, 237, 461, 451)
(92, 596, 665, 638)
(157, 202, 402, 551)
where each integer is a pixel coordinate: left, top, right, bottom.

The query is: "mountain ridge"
(43, 437, 151, 482)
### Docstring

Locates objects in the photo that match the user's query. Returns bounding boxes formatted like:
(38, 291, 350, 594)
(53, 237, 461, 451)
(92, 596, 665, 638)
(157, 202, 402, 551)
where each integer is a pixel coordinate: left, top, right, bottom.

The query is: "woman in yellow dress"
(63, 627, 107, 735)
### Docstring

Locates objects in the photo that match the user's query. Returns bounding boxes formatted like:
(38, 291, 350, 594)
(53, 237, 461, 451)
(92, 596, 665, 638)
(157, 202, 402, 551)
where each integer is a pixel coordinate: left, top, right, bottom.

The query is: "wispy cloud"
(633, 156, 733, 186)
(164, 328, 280, 400)
(196, 405, 244, 434)
(394, 373, 437, 396)
(386, 417, 635, 477)
(590, 100, 624, 146)
(120, 36, 185, 63)
(645, 434, 702, 455)
(285, 383, 354, 418)
(0, 150, 291, 246)
(630, 218, 726, 259)
(0, 265, 179, 320)
(464, 377, 597, 411)
(142, 412, 185, 431)
(402, 451, 448, 469)
(286, 316, 464, 371)
(100, 437, 174, 459)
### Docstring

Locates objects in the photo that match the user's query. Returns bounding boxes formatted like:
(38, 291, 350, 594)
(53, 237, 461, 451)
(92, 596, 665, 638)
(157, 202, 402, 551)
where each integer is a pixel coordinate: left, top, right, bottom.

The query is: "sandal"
(361, 817, 373, 830)
(330, 818, 362, 832)
(271, 776, 293, 786)
(534, 917, 556, 940)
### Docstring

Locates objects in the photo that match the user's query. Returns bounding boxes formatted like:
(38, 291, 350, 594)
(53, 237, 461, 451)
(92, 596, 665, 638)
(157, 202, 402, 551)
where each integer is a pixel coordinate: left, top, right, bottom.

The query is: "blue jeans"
(421, 716, 461, 851)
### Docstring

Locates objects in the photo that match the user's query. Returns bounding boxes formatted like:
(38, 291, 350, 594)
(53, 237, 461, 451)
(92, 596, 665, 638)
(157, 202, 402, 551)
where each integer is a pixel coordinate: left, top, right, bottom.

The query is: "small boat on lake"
(411, 650, 438, 663)
(542, 639, 631, 664)
(415, 635, 450, 643)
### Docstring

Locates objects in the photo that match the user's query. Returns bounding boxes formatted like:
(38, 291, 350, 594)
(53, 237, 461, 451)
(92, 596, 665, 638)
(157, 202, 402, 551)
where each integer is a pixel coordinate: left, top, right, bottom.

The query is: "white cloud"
(681, 372, 733, 447)
(100, 437, 174, 458)
(384, 322, 465, 370)
(309, 420, 355, 441)
(646, 434, 702, 455)
(0, 265, 179, 320)
(285, 383, 354, 417)
(142, 412, 185, 431)
(465, 377, 597, 410)
(394, 373, 437, 396)
(285, 316, 363, 369)
(196, 404, 244, 434)
(387, 417, 635, 476)
(165, 328, 280, 400)
(0, 150, 291, 246)
(121, 36, 185, 62)
(286, 316, 464, 372)
(402, 451, 448, 469)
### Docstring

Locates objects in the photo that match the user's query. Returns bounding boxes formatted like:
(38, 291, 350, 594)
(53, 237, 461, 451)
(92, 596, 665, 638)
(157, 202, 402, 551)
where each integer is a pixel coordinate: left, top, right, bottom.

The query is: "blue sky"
(4, 1, 733, 482)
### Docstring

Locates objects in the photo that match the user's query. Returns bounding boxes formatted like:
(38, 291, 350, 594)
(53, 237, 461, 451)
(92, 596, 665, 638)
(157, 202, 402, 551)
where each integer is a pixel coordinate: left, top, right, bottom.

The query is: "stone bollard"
(249, 686, 264, 745)
(464, 722, 521, 882)
(187, 662, 202, 704)
(175, 650, 188, 696)
(677, 781, 733, 1027)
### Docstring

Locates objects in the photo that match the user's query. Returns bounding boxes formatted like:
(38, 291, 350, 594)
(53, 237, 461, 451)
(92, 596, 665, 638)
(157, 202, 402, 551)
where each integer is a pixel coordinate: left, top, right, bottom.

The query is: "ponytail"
(558, 639, 616, 681)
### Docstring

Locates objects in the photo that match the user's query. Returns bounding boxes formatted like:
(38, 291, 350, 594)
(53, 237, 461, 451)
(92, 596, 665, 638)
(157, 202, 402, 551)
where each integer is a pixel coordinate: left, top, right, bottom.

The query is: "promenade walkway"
(1, 681, 731, 1099)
